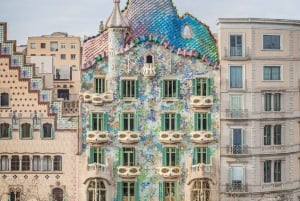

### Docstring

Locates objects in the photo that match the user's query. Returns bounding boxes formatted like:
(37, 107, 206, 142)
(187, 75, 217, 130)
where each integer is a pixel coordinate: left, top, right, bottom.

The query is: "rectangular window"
(95, 77, 106, 93)
(230, 66, 243, 88)
(71, 43, 76, 49)
(43, 156, 52, 171)
(89, 147, 104, 164)
(264, 93, 281, 111)
(22, 155, 30, 171)
(120, 113, 137, 131)
(194, 113, 211, 131)
(50, 42, 58, 51)
(193, 147, 210, 165)
(264, 160, 271, 183)
(0, 156, 8, 171)
(57, 89, 69, 100)
(231, 128, 245, 154)
(90, 113, 108, 131)
(118, 181, 139, 201)
(274, 160, 281, 182)
(32, 156, 41, 171)
(11, 155, 19, 171)
(119, 79, 138, 98)
(161, 113, 180, 131)
(192, 78, 212, 96)
(230, 166, 244, 190)
(60, 54, 66, 60)
(264, 160, 282, 183)
(264, 124, 282, 146)
(0, 123, 11, 138)
(263, 35, 280, 50)
(162, 147, 179, 166)
(53, 155, 62, 171)
(161, 79, 180, 98)
(70, 54, 76, 60)
(40, 43, 46, 48)
(230, 35, 242, 56)
(30, 43, 36, 49)
(0, 92, 9, 107)
(123, 147, 135, 166)
(159, 182, 178, 201)
(61, 43, 66, 49)
(263, 66, 281, 80)
(20, 123, 32, 139)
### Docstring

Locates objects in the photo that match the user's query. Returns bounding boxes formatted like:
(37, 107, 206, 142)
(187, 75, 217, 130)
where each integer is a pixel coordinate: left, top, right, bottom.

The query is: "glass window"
(60, 54, 66, 60)
(230, 166, 244, 191)
(57, 89, 69, 100)
(264, 125, 271, 145)
(50, 42, 58, 51)
(53, 155, 62, 171)
(146, 55, 153, 63)
(120, 79, 138, 98)
(42, 123, 53, 138)
(264, 93, 281, 111)
(274, 160, 281, 182)
(122, 147, 135, 166)
(0, 156, 8, 171)
(40, 43, 46, 48)
(162, 113, 180, 131)
(161, 79, 180, 98)
(89, 147, 105, 165)
(43, 155, 52, 171)
(164, 182, 175, 201)
(191, 179, 211, 201)
(194, 113, 211, 131)
(22, 155, 30, 171)
(264, 160, 282, 183)
(32, 155, 41, 171)
(231, 128, 245, 154)
(95, 77, 106, 93)
(30, 43, 36, 49)
(193, 78, 212, 96)
(52, 188, 64, 201)
(263, 66, 281, 80)
(61, 43, 66, 49)
(264, 160, 271, 183)
(20, 123, 32, 139)
(264, 124, 281, 146)
(123, 182, 135, 201)
(230, 35, 242, 56)
(163, 147, 178, 166)
(11, 155, 19, 171)
(263, 35, 280, 49)
(87, 179, 106, 201)
(193, 147, 210, 165)
(0, 123, 11, 138)
(71, 54, 76, 60)
(274, 125, 281, 145)
(71, 43, 76, 49)
(0, 92, 9, 107)
(230, 66, 243, 88)
(120, 113, 137, 131)
(10, 190, 21, 201)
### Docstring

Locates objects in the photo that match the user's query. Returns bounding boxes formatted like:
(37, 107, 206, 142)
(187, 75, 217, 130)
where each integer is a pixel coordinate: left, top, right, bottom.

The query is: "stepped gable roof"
(82, 0, 218, 69)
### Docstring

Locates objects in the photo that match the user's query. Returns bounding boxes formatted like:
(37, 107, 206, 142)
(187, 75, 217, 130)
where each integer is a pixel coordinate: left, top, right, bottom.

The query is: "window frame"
(117, 181, 139, 201)
(263, 34, 281, 50)
(53, 155, 62, 171)
(119, 147, 135, 166)
(94, 76, 106, 94)
(22, 155, 30, 171)
(229, 34, 243, 57)
(60, 54, 66, 60)
(89, 112, 108, 131)
(11, 155, 19, 171)
(43, 155, 52, 171)
(19, 123, 33, 139)
(119, 112, 138, 132)
(263, 124, 282, 146)
(191, 179, 211, 201)
(161, 113, 180, 131)
(41, 122, 54, 139)
(193, 147, 211, 165)
(264, 92, 281, 112)
(162, 147, 179, 166)
(119, 78, 138, 99)
(161, 79, 180, 99)
(0, 92, 10, 107)
(40, 43, 46, 49)
(263, 159, 282, 183)
(159, 181, 179, 201)
(263, 65, 282, 81)
(192, 77, 213, 96)
(194, 112, 211, 131)
(229, 65, 244, 89)
(0, 123, 12, 139)
(32, 155, 41, 171)
(70, 54, 76, 60)
(88, 179, 106, 201)
(89, 147, 105, 165)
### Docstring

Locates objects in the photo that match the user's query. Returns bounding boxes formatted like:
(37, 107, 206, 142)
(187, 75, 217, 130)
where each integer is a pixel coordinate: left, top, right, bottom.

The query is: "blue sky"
(0, 0, 299, 45)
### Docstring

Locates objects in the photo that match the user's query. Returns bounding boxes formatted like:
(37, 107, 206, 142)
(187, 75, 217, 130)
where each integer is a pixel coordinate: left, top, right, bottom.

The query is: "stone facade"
(218, 18, 300, 201)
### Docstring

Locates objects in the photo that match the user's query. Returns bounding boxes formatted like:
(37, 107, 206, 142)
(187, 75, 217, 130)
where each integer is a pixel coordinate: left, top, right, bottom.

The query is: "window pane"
(264, 93, 272, 111)
(230, 35, 242, 56)
(43, 123, 52, 138)
(22, 155, 30, 171)
(0, 123, 10, 138)
(274, 160, 281, 182)
(11, 155, 19, 171)
(0, 93, 9, 106)
(274, 125, 281, 145)
(54, 156, 62, 171)
(264, 66, 280, 80)
(230, 66, 243, 88)
(264, 125, 271, 145)
(273, 93, 281, 111)
(264, 160, 271, 183)
(263, 35, 280, 49)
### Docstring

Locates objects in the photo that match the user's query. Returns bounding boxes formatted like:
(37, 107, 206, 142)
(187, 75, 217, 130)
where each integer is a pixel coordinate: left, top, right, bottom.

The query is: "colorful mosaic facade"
(81, 0, 220, 200)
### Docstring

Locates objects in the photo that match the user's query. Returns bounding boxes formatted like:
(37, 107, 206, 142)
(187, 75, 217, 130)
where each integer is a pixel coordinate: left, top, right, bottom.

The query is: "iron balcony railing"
(226, 109, 248, 119)
(227, 145, 248, 155)
(226, 183, 248, 192)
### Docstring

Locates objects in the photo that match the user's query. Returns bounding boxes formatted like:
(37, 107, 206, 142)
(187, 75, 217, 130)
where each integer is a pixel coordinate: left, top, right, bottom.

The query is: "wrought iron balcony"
(223, 47, 250, 60)
(226, 183, 248, 193)
(227, 145, 248, 155)
(225, 109, 248, 119)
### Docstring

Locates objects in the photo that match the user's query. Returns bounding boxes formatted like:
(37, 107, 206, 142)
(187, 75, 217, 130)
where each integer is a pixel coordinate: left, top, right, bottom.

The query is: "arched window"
(146, 55, 153, 64)
(52, 188, 64, 201)
(0, 92, 9, 107)
(182, 24, 193, 38)
(191, 179, 211, 201)
(87, 179, 106, 201)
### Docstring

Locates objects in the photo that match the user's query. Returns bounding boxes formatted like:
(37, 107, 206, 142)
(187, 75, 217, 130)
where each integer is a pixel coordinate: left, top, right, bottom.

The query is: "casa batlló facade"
(80, 0, 219, 200)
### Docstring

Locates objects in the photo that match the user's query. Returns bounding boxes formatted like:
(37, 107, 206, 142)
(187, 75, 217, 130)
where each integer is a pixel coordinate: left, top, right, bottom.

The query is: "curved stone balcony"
(87, 163, 111, 181)
(189, 163, 213, 181)
(157, 166, 182, 179)
(190, 96, 213, 109)
(118, 131, 139, 144)
(86, 131, 110, 144)
(142, 64, 156, 78)
(158, 131, 183, 144)
(117, 166, 140, 179)
(190, 131, 214, 144)
(83, 92, 113, 105)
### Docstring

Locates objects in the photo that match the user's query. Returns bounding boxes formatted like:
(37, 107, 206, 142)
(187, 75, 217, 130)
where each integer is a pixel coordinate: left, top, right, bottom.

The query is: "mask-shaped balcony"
(190, 131, 214, 144)
(86, 131, 110, 144)
(83, 92, 113, 105)
(158, 131, 183, 144)
(190, 96, 213, 109)
(157, 166, 181, 179)
(118, 131, 139, 144)
(117, 166, 140, 179)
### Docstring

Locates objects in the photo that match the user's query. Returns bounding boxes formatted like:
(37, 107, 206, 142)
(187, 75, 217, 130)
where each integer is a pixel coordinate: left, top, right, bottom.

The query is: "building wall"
(218, 18, 300, 201)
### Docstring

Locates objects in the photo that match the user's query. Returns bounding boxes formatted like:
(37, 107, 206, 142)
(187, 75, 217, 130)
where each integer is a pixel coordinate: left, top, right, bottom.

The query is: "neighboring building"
(27, 32, 81, 101)
(80, 0, 219, 201)
(0, 23, 80, 200)
(218, 18, 300, 200)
